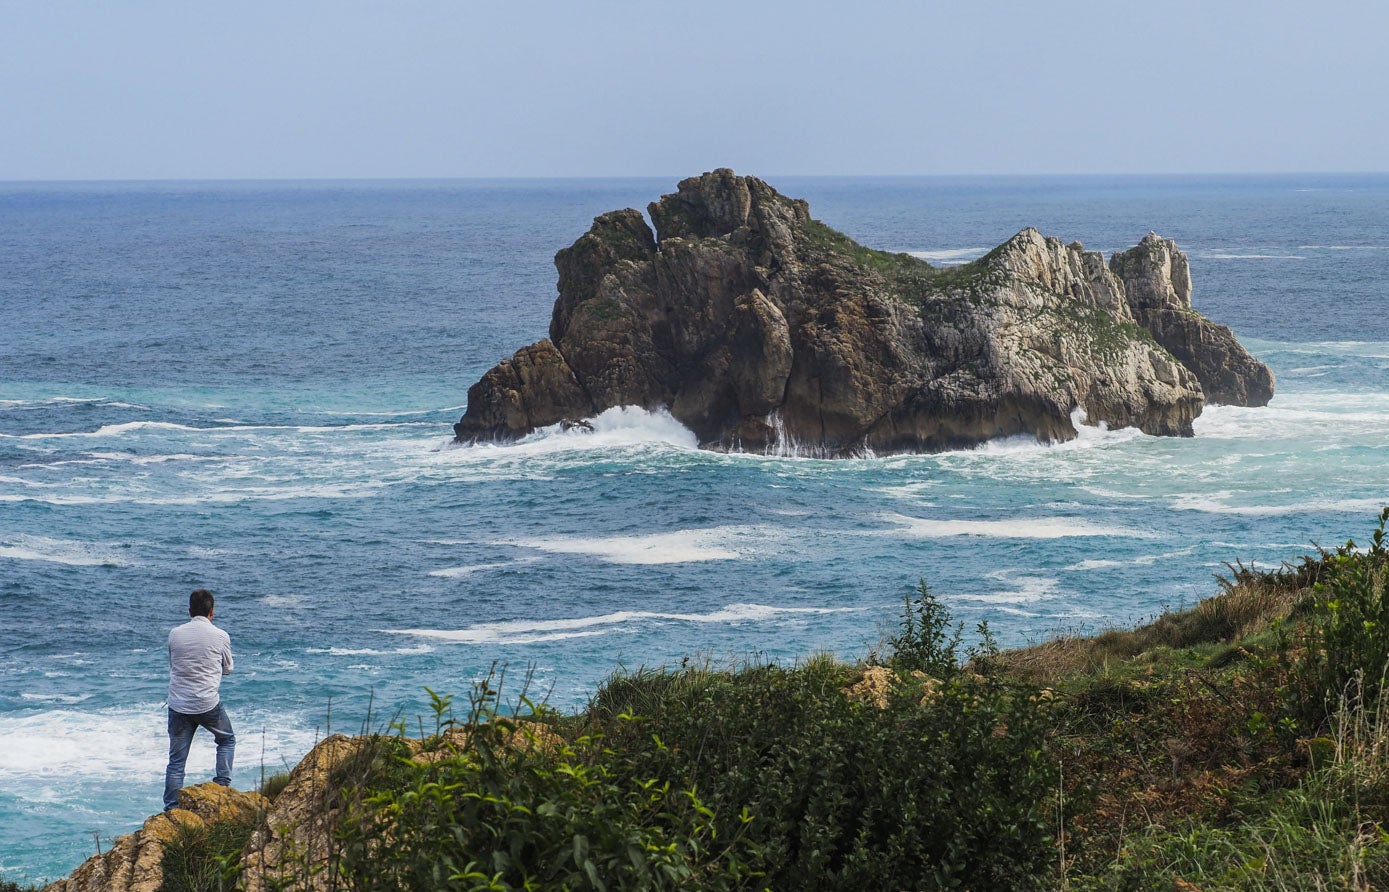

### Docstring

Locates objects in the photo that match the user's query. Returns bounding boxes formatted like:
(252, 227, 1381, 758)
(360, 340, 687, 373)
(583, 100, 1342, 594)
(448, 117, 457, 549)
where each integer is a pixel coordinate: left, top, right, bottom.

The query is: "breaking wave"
(384, 603, 862, 646)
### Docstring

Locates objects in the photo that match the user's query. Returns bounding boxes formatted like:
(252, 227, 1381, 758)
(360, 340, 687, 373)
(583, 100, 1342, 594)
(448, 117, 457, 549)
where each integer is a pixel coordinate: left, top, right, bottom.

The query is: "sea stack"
(454, 170, 1273, 456)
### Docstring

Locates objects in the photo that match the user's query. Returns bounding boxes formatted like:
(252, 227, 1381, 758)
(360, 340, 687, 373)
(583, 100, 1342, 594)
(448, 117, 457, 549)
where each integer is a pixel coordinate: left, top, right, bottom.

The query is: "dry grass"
(999, 579, 1304, 684)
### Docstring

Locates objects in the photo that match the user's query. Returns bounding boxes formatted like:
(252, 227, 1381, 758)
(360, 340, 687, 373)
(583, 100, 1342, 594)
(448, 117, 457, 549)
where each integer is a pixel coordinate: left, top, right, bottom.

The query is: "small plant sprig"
(889, 579, 962, 677)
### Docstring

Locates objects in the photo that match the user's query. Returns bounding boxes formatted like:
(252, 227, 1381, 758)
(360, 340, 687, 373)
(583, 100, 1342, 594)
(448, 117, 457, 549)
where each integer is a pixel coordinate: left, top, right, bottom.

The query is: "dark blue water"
(2, 174, 1388, 882)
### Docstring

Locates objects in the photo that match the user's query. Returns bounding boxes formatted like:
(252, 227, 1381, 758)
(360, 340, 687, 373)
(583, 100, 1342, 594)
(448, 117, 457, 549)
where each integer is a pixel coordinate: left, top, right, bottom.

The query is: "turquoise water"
(2, 175, 1388, 881)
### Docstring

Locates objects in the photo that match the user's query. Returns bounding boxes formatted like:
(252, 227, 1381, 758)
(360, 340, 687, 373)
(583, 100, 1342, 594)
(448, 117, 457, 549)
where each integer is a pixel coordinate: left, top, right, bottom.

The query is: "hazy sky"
(2, 0, 1385, 180)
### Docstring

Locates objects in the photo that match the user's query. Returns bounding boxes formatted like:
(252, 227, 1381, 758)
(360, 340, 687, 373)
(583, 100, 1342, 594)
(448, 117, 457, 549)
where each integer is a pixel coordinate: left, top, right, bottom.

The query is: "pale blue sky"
(2, 0, 1385, 180)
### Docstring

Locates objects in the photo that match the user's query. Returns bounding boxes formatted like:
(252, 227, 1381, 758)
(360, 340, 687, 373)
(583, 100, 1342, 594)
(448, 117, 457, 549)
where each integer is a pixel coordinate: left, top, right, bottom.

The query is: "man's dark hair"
(189, 589, 215, 617)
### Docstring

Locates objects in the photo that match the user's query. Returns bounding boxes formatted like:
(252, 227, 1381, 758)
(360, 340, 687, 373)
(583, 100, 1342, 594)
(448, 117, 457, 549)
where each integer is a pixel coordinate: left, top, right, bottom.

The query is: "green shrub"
(886, 579, 999, 678)
(595, 656, 1055, 890)
(888, 579, 963, 677)
(335, 683, 760, 890)
(257, 770, 292, 803)
(1292, 507, 1389, 725)
(158, 816, 257, 892)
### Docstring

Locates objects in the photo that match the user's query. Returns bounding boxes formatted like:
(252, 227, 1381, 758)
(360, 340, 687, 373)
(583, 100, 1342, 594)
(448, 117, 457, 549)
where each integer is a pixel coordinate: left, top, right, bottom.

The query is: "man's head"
(189, 589, 215, 619)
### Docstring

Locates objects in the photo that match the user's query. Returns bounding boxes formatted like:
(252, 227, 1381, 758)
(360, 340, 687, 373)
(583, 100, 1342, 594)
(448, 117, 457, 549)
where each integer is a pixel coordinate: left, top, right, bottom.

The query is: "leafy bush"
(888, 579, 962, 677)
(888, 579, 997, 677)
(334, 682, 760, 890)
(594, 656, 1055, 890)
(1292, 507, 1389, 725)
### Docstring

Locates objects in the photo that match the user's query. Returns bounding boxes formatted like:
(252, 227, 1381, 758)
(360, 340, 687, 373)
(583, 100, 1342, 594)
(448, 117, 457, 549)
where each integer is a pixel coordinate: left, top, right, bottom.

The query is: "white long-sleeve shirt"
(167, 616, 233, 714)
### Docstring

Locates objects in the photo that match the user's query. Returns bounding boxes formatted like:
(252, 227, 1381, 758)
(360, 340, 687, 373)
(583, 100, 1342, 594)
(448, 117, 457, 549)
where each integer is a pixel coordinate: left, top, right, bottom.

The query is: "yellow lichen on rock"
(842, 665, 897, 708)
(240, 734, 367, 892)
(41, 785, 266, 892)
(410, 718, 564, 765)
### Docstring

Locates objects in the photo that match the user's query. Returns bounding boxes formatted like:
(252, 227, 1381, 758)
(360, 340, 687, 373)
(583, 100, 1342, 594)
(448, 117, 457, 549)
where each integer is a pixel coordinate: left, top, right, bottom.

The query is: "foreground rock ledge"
(454, 169, 1273, 456)
(40, 725, 570, 892)
(41, 783, 269, 892)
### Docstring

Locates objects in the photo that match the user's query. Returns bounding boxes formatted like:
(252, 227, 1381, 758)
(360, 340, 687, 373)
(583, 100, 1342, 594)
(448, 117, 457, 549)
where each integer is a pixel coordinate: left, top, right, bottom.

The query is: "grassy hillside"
(84, 509, 1389, 891)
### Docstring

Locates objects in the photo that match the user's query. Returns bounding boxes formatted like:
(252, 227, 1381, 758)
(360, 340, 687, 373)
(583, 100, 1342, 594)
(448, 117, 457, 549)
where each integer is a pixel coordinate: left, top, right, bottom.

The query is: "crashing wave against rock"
(454, 169, 1273, 456)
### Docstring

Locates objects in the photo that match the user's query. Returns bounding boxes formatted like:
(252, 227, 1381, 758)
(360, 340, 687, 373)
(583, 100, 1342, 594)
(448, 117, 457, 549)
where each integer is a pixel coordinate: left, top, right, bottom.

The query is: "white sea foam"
(0, 703, 319, 788)
(1201, 252, 1304, 260)
(0, 420, 423, 440)
(956, 573, 1058, 604)
(501, 525, 773, 564)
(259, 594, 307, 608)
(1065, 546, 1197, 572)
(0, 421, 203, 440)
(18, 693, 91, 704)
(521, 406, 698, 451)
(1171, 494, 1389, 517)
(1254, 340, 1389, 359)
(904, 247, 989, 265)
(1067, 559, 1126, 571)
(295, 422, 433, 433)
(878, 513, 1156, 540)
(953, 407, 1145, 456)
(17, 458, 105, 469)
(0, 534, 133, 567)
(311, 404, 468, 418)
(0, 474, 54, 487)
(384, 603, 861, 646)
(428, 561, 516, 578)
(1079, 487, 1150, 502)
(83, 452, 224, 465)
(302, 643, 433, 656)
(867, 481, 939, 500)
(1193, 399, 1389, 440)
(0, 481, 385, 507)
(306, 647, 386, 656)
(0, 396, 148, 410)
(441, 408, 698, 473)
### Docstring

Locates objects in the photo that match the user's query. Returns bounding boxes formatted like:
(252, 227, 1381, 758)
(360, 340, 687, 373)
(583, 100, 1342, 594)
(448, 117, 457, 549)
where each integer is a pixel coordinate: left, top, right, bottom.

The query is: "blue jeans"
(164, 703, 235, 810)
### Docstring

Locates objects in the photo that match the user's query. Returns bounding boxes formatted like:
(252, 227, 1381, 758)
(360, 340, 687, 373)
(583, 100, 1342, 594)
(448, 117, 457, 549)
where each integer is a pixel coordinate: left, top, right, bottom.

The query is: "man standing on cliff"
(163, 588, 236, 811)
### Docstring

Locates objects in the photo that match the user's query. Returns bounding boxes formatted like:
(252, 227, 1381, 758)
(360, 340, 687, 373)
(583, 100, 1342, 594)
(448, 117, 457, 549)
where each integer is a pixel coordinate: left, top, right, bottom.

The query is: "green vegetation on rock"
(800, 218, 999, 309)
(160, 817, 258, 892)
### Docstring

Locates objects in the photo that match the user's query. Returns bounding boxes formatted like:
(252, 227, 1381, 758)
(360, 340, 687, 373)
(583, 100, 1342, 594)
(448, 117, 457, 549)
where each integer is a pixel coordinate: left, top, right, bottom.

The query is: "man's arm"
(222, 634, 234, 676)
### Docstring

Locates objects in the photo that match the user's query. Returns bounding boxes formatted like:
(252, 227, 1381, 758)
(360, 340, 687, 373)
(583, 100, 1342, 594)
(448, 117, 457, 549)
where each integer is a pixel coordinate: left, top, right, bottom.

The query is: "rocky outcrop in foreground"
(43, 724, 564, 892)
(41, 783, 268, 892)
(454, 170, 1272, 456)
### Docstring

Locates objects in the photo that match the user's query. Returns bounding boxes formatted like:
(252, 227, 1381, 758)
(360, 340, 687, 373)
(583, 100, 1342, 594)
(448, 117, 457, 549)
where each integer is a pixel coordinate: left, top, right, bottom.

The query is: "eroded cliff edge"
(454, 170, 1273, 455)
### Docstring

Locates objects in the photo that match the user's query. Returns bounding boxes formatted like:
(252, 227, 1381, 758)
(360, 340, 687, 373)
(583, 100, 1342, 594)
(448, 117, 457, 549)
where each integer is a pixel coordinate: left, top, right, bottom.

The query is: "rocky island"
(454, 170, 1272, 455)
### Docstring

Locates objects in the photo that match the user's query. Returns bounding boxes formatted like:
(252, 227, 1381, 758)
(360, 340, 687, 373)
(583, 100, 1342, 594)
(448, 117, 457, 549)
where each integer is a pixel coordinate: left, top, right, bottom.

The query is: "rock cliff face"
(1109, 232, 1275, 407)
(454, 170, 1273, 455)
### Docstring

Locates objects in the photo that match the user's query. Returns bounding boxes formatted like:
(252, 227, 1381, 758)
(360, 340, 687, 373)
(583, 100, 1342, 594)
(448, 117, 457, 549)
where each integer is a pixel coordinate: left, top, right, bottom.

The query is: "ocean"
(2, 174, 1387, 882)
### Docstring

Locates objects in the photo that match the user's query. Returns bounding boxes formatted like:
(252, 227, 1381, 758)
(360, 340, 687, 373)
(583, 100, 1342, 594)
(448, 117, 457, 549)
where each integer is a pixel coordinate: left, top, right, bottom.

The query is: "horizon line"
(3, 169, 1389, 186)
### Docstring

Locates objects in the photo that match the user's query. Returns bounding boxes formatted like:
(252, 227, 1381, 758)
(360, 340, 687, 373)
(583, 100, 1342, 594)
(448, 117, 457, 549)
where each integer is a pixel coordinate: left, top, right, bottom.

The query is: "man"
(163, 588, 235, 811)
